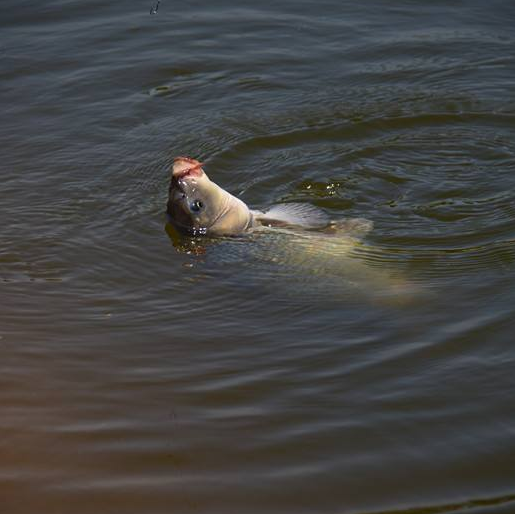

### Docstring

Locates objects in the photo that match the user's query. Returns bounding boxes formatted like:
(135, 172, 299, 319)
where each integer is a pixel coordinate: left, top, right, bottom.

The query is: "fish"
(167, 156, 372, 237)
(166, 156, 423, 306)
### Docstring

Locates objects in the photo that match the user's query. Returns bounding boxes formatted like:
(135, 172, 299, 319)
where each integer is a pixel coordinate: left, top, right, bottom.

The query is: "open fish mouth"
(175, 167, 203, 180)
(172, 156, 204, 180)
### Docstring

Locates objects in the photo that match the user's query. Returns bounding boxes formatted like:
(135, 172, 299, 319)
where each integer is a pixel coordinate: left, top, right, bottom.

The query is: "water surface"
(2, 1, 515, 513)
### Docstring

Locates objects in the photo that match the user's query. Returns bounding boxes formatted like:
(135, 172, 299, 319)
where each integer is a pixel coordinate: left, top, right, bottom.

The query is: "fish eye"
(190, 200, 203, 212)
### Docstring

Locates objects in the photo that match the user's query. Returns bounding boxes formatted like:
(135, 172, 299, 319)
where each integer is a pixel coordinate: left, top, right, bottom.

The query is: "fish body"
(166, 157, 421, 305)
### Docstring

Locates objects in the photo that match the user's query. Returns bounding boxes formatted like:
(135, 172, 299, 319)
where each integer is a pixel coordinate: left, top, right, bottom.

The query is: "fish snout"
(172, 156, 204, 180)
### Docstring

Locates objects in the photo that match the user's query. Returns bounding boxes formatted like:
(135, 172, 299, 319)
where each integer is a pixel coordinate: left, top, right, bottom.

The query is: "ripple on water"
(171, 100, 513, 282)
(3, 2, 515, 513)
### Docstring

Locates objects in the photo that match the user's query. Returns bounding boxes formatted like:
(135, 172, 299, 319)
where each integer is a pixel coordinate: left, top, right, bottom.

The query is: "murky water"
(2, 1, 515, 513)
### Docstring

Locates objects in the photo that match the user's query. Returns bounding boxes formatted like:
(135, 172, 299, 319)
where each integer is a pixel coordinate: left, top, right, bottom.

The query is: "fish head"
(167, 156, 251, 236)
(167, 157, 222, 234)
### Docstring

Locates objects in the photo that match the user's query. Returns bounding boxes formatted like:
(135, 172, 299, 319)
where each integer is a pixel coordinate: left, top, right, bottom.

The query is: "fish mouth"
(172, 156, 204, 180)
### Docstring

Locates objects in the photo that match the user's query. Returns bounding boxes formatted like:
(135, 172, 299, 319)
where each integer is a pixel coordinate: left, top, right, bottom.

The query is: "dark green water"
(2, 1, 515, 513)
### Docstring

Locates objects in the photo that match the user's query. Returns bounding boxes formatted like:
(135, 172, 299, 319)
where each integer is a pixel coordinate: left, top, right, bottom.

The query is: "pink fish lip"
(174, 166, 203, 179)
(172, 156, 204, 179)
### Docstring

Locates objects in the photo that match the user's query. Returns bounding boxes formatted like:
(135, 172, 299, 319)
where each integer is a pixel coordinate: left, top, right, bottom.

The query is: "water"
(2, 1, 515, 512)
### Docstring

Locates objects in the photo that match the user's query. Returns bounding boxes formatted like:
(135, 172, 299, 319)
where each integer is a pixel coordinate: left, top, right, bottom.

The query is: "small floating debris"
(150, 0, 160, 14)
(149, 84, 172, 97)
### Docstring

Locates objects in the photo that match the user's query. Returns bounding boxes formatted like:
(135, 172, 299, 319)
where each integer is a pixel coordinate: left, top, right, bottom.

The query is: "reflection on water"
(2, 0, 515, 513)
(165, 223, 208, 256)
